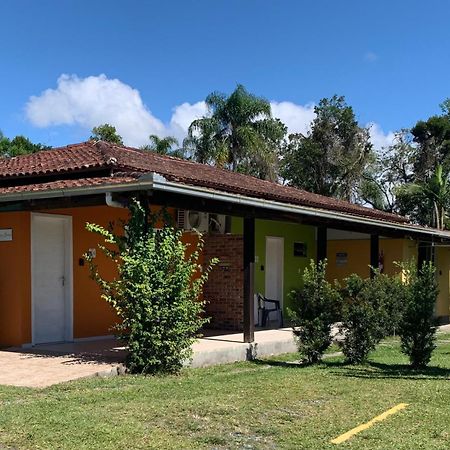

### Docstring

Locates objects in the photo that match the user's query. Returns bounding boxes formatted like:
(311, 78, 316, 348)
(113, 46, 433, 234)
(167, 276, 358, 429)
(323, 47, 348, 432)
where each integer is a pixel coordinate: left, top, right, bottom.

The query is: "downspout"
(105, 192, 127, 208)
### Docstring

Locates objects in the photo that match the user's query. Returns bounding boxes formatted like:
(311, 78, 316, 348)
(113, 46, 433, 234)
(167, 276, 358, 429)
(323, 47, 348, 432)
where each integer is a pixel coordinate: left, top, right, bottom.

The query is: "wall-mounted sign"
(336, 252, 348, 266)
(0, 229, 12, 242)
(294, 242, 307, 257)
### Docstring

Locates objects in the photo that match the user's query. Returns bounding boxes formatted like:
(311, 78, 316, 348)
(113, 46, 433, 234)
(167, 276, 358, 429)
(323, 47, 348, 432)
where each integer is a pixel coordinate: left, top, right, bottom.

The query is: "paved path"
(1, 324, 448, 388)
(0, 340, 126, 388)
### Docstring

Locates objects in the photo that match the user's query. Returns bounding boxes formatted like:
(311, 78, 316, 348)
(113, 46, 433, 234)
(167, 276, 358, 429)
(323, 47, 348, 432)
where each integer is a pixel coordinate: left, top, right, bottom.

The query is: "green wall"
(231, 217, 316, 313)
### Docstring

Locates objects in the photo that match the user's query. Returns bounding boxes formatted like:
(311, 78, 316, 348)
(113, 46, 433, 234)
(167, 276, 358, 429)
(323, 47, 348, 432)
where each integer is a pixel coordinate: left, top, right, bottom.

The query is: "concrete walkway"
(191, 328, 296, 368)
(2, 324, 448, 388)
(0, 329, 297, 388)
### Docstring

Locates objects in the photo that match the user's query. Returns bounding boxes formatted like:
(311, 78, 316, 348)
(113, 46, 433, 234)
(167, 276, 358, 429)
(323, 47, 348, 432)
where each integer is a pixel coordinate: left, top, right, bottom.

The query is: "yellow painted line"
(331, 403, 409, 444)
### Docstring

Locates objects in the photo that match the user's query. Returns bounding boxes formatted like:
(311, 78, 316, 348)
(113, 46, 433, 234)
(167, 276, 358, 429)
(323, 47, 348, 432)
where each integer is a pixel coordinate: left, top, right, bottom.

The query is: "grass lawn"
(0, 333, 449, 450)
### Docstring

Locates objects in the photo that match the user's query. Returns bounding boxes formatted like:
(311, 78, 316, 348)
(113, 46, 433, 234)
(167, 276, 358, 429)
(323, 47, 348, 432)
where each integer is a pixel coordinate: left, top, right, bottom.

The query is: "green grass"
(1, 333, 450, 449)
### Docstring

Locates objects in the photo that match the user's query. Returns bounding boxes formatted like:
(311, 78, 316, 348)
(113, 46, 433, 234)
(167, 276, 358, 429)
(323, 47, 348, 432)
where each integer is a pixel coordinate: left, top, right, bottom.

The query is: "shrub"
(368, 270, 407, 337)
(339, 274, 385, 364)
(288, 260, 341, 364)
(86, 200, 217, 375)
(399, 261, 438, 368)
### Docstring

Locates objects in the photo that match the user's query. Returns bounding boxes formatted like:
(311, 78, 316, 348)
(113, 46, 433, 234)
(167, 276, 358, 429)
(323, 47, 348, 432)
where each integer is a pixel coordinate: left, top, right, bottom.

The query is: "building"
(0, 141, 449, 348)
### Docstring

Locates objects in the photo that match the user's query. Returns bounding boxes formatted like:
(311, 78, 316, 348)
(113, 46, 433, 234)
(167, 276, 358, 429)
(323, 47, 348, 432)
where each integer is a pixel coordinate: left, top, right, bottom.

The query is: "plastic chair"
(257, 293, 284, 328)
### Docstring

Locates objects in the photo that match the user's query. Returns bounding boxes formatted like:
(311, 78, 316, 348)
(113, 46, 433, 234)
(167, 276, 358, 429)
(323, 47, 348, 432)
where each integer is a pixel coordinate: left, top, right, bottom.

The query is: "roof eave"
(0, 172, 448, 240)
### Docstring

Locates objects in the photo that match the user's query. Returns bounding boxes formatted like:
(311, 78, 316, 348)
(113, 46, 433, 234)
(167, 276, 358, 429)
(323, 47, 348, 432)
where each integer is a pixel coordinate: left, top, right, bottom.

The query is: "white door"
(265, 237, 284, 306)
(32, 214, 72, 344)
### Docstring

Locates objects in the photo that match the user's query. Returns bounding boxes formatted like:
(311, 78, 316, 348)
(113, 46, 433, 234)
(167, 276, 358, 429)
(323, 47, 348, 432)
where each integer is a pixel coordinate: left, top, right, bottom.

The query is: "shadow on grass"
(250, 357, 450, 380)
(322, 360, 450, 380)
(250, 358, 306, 369)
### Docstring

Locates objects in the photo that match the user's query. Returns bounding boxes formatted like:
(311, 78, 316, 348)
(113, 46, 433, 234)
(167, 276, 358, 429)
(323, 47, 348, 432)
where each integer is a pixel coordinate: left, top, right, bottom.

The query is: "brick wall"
(203, 234, 244, 330)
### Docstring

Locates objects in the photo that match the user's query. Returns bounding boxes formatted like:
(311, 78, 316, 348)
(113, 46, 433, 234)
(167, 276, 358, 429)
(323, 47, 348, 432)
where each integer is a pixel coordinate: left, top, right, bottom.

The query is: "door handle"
(61, 276, 65, 286)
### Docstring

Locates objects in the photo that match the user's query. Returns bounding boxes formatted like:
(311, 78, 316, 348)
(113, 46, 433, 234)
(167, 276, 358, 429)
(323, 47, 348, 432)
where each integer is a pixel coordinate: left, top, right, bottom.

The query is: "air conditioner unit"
(177, 210, 209, 232)
(208, 213, 227, 234)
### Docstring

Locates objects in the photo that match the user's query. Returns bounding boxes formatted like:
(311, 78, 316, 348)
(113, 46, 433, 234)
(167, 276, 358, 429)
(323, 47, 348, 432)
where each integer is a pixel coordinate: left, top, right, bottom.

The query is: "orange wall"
(46, 206, 130, 339)
(0, 212, 31, 347)
(44, 205, 200, 340)
(326, 238, 415, 283)
(0, 204, 206, 347)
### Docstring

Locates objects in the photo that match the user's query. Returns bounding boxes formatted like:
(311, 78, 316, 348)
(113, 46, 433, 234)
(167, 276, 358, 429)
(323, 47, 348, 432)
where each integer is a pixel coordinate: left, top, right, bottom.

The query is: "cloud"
(270, 101, 315, 135)
(26, 74, 169, 147)
(364, 51, 378, 63)
(26, 74, 212, 147)
(26, 74, 393, 153)
(367, 122, 395, 150)
(169, 101, 208, 141)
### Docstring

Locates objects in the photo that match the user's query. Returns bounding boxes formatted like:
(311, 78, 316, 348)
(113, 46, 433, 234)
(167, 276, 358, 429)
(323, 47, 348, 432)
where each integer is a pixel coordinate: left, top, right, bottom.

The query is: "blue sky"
(1, 0, 449, 148)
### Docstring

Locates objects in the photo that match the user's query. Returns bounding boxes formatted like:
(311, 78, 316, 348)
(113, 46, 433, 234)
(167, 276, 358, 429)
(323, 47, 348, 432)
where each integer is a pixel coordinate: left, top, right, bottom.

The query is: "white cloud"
(270, 101, 315, 135)
(25, 74, 394, 153)
(367, 122, 395, 150)
(26, 74, 212, 147)
(26, 74, 168, 147)
(169, 101, 208, 141)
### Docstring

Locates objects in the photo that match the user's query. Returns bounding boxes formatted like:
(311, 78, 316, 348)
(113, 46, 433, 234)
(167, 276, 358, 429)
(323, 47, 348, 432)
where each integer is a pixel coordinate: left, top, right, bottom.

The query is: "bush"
(339, 274, 384, 364)
(86, 200, 217, 375)
(339, 272, 407, 364)
(399, 261, 438, 368)
(288, 260, 341, 364)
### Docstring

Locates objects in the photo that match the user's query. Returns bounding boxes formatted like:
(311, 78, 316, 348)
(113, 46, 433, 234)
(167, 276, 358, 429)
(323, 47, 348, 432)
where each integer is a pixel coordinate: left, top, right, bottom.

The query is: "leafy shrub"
(339, 274, 384, 364)
(339, 272, 408, 364)
(288, 260, 341, 364)
(86, 200, 217, 375)
(398, 261, 438, 368)
(368, 270, 407, 337)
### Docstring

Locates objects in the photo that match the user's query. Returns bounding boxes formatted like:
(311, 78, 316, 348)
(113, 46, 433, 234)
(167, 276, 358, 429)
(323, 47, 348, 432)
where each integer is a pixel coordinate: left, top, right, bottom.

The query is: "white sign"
(0, 229, 12, 241)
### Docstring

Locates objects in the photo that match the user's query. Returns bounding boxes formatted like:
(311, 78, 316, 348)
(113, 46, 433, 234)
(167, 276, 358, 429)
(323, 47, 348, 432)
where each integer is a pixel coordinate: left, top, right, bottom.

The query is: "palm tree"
(397, 164, 449, 229)
(184, 85, 286, 181)
(141, 135, 179, 155)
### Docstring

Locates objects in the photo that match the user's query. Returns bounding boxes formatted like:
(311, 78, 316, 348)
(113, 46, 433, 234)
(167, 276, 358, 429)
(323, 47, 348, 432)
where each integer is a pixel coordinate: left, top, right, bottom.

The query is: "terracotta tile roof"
(0, 176, 138, 195)
(0, 141, 408, 224)
(0, 142, 112, 177)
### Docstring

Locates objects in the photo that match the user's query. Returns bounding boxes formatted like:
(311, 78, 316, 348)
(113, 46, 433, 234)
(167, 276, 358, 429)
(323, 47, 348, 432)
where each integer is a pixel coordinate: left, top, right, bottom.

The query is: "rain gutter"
(0, 172, 449, 240)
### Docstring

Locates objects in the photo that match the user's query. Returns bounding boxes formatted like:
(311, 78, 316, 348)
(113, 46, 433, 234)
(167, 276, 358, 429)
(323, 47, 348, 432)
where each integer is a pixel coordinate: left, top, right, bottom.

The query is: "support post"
(418, 242, 434, 270)
(243, 216, 255, 343)
(370, 233, 379, 278)
(317, 226, 327, 262)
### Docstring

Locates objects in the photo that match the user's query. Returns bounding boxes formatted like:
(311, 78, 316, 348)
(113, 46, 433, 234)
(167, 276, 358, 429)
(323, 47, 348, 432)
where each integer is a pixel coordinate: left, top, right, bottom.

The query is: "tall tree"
(184, 84, 286, 181)
(140, 135, 181, 156)
(359, 130, 416, 212)
(0, 131, 50, 157)
(410, 103, 450, 181)
(396, 164, 450, 229)
(371, 101, 450, 227)
(90, 124, 123, 145)
(280, 95, 372, 201)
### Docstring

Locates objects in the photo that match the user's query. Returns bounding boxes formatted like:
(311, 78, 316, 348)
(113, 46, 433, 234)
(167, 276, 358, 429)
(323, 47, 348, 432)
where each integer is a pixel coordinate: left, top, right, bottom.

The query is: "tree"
(140, 134, 186, 158)
(359, 130, 416, 213)
(0, 131, 50, 157)
(184, 84, 287, 181)
(362, 101, 450, 228)
(281, 95, 373, 201)
(396, 164, 450, 229)
(410, 101, 450, 181)
(90, 124, 123, 145)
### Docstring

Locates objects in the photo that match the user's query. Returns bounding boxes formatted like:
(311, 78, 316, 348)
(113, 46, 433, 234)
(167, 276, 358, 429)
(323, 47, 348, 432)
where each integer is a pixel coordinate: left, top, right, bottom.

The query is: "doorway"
(31, 213, 73, 344)
(264, 236, 284, 306)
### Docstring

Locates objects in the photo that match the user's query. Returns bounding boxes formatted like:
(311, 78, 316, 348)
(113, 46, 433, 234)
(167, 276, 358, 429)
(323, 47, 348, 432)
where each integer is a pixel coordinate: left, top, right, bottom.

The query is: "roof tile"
(0, 141, 408, 224)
